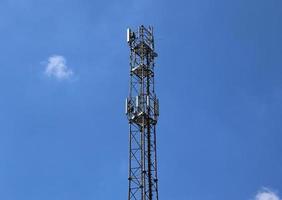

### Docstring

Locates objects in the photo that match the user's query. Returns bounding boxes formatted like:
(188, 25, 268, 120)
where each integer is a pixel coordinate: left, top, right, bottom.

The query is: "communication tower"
(125, 25, 160, 200)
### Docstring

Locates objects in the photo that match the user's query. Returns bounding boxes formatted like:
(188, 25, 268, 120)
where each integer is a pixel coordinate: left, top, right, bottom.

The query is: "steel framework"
(125, 25, 160, 200)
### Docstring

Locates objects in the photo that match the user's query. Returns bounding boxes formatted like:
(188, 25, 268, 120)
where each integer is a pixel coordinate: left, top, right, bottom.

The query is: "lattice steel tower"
(125, 25, 160, 200)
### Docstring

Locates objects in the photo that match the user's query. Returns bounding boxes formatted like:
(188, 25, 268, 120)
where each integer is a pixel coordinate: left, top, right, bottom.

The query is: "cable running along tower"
(126, 25, 160, 200)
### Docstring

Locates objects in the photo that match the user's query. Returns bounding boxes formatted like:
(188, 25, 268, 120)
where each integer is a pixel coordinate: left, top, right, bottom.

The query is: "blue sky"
(0, 0, 282, 200)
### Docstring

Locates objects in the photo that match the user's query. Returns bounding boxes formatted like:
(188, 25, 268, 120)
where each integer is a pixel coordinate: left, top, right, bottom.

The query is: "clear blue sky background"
(0, 0, 281, 200)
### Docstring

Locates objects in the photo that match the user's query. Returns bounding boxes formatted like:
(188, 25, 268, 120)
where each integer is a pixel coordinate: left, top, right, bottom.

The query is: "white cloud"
(255, 188, 280, 200)
(44, 55, 73, 80)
